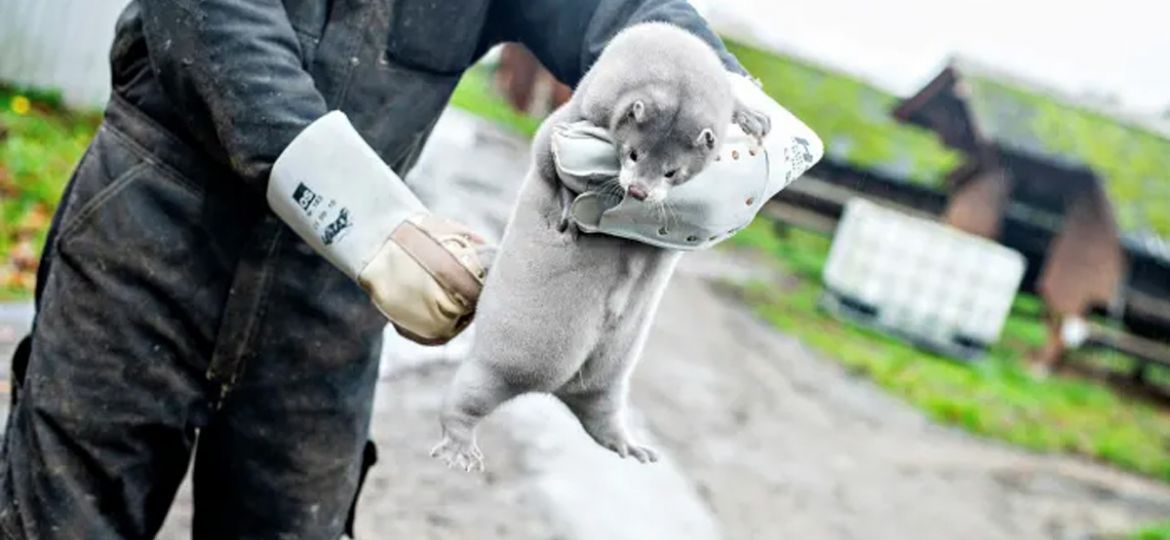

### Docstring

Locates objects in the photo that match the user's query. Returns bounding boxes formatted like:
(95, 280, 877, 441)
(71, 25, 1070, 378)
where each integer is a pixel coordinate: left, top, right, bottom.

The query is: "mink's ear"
(625, 100, 646, 123)
(695, 128, 716, 151)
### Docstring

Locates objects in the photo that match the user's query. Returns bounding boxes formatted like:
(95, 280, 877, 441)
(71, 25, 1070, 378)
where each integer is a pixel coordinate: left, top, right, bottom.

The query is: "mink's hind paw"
(599, 437, 660, 464)
(430, 434, 485, 472)
(583, 422, 660, 464)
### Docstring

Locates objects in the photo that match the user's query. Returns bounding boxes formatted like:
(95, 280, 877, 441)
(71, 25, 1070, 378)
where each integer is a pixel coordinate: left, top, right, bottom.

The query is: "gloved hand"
(548, 71, 824, 251)
(267, 111, 492, 345)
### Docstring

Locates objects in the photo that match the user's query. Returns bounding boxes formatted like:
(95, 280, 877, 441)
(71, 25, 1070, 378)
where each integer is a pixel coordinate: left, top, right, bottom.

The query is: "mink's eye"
(664, 169, 677, 178)
(629, 150, 639, 162)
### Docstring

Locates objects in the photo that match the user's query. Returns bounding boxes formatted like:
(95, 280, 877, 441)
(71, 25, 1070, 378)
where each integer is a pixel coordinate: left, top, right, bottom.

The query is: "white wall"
(0, 0, 130, 109)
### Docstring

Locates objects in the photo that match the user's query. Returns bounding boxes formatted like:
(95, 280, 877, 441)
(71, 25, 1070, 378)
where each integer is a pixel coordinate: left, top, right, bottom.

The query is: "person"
(0, 0, 761, 537)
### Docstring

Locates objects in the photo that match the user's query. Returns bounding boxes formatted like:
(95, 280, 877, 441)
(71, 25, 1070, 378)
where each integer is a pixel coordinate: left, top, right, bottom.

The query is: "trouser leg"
(0, 122, 241, 539)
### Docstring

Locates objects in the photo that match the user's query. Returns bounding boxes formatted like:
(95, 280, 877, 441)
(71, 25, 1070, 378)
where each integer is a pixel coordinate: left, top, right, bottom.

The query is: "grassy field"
(450, 66, 542, 138)
(0, 86, 100, 300)
(1133, 520, 1170, 540)
(729, 217, 1170, 482)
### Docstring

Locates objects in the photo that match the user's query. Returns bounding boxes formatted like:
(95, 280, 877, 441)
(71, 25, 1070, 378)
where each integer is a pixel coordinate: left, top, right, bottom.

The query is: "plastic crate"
(821, 199, 1026, 360)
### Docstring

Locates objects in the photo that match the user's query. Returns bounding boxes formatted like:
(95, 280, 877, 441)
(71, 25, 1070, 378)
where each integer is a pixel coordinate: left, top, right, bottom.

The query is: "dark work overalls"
(0, 0, 745, 537)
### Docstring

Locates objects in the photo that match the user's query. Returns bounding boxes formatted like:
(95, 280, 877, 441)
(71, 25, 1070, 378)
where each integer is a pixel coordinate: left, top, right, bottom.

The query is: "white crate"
(822, 199, 1026, 359)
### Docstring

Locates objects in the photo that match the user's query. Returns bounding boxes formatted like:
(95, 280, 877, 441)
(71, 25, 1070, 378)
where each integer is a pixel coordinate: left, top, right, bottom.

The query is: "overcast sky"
(702, 0, 1169, 117)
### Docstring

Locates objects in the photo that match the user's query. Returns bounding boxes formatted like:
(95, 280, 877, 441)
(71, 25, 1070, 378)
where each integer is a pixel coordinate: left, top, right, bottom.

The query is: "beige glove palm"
(360, 215, 490, 344)
(268, 111, 491, 345)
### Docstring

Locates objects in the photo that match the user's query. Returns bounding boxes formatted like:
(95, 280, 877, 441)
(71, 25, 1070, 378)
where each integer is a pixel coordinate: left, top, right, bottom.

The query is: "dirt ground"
(2, 109, 1168, 539)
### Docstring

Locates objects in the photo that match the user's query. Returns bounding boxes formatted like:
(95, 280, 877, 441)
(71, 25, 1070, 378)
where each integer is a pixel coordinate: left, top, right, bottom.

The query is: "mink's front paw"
(556, 216, 580, 243)
(733, 106, 771, 144)
(556, 185, 581, 242)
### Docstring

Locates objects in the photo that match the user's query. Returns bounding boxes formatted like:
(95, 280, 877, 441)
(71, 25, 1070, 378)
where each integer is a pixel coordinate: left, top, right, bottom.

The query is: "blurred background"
(2, 0, 1169, 538)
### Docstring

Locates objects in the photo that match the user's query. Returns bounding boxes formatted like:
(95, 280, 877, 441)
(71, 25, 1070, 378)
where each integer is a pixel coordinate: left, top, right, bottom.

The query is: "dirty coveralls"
(0, 0, 746, 537)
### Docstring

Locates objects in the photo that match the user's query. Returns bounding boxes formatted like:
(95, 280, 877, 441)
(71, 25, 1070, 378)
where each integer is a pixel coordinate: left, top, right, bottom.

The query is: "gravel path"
(2, 109, 1169, 539)
(638, 250, 1170, 540)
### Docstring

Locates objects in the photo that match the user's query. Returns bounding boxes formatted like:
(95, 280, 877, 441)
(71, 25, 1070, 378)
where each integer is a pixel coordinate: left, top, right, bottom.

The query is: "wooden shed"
(894, 58, 1170, 366)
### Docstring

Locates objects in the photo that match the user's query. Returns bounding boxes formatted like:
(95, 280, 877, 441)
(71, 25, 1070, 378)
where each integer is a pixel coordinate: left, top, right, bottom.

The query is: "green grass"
(725, 39, 961, 186)
(729, 218, 1170, 482)
(1133, 520, 1170, 540)
(0, 86, 100, 299)
(449, 66, 541, 138)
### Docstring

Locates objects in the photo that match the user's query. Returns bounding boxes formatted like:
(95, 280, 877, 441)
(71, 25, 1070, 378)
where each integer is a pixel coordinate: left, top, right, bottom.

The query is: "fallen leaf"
(16, 271, 36, 291)
(17, 206, 50, 234)
(11, 240, 38, 271)
(1, 268, 22, 289)
(0, 165, 12, 195)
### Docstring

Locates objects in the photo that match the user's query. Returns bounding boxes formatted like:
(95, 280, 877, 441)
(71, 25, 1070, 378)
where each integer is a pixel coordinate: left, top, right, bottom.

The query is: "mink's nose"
(627, 184, 648, 201)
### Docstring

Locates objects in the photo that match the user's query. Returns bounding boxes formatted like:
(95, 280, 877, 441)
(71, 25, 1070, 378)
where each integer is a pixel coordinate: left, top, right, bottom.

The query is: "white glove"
(727, 71, 825, 171)
(268, 111, 490, 345)
(549, 72, 824, 251)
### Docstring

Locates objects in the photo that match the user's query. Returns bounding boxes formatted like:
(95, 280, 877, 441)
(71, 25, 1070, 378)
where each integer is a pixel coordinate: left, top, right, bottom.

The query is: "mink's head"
(609, 92, 725, 204)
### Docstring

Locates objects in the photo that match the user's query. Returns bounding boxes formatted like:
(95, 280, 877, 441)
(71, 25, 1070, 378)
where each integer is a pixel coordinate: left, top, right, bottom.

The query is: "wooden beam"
(777, 177, 938, 222)
(892, 66, 958, 125)
(761, 200, 837, 235)
(1086, 322, 1170, 383)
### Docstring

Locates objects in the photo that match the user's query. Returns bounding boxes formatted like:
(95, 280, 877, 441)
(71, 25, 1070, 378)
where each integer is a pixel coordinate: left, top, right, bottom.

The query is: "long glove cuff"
(267, 110, 427, 280)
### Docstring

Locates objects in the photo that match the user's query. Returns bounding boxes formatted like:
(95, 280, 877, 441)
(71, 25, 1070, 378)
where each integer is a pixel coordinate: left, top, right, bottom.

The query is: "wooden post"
(1035, 180, 1125, 369)
(494, 44, 540, 113)
(942, 167, 1010, 239)
(493, 44, 572, 116)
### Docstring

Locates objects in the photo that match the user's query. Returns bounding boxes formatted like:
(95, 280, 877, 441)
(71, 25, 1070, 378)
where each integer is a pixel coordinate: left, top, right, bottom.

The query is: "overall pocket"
(52, 123, 207, 247)
(40, 122, 224, 379)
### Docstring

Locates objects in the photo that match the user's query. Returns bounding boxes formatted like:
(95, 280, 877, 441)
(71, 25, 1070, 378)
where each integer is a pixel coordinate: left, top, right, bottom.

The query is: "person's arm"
(484, 0, 748, 88)
(139, 0, 326, 184)
(141, 1, 490, 345)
